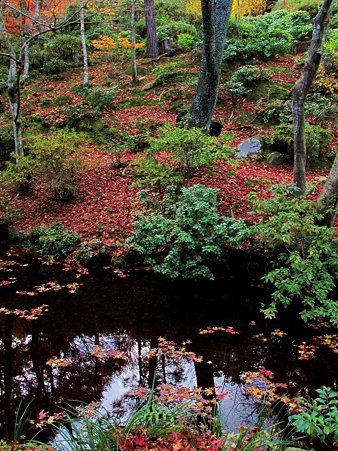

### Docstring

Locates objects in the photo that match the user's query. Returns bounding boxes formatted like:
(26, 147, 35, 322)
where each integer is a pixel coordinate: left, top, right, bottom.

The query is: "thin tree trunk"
(188, 0, 233, 128)
(131, 0, 138, 84)
(292, 0, 334, 195)
(0, 4, 24, 157)
(317, 152, 338, 226)
(144, 0, 158, 58)
(23, 0, 40, 82)
(80, 0, 89, 86)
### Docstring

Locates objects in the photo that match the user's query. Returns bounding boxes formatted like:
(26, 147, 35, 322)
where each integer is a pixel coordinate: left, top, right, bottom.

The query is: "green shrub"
(24, 223, 80, 259)
(44, 34, 82, 60)
(258, 99, 292, 125)
(132, 125, 218, 187)
(41, 58, 69, 75)
(177, 33, 197, 47)
(292, 386, 338, 445)
(231, 65, 270, 85)
(225, 65, 270, 104)
(265, 123, 333, 167)
(82, 86, 116, 114)
(151, 62, 181, 85)
(157, 21, 198, 43)
(0, 125, 15, 165)
(1, 130, 83, 201)
(247, 187, 338, 325)
(224, 11, 312, 62)
(127, 184, 247, 280)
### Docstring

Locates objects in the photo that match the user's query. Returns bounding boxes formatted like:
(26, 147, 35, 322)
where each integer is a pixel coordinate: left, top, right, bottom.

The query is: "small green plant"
(127, 184, 247, 280)
(151, 62, 181, 85)
(132, 124, 218, 188)
(1, 130, 84, 201)
(292, 386, 338, 446)
(24, 223, 80, 259)
(41, 58, 69, 75)
(247, 186, 338, 325)
(81, 86, 116, 114)
(177, 33, 197, 47)
(225, 65, 270, 105)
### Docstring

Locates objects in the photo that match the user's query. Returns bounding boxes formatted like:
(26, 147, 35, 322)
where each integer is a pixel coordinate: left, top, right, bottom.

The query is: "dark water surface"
(0, 245, 337, 441)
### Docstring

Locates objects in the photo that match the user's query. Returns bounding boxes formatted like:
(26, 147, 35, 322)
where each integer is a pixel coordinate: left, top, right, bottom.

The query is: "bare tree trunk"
(0, 5, 24, 157)
(80, 0, 89, 86)
(131, 0, 138, 84)
(188, 0, 233, 128)
(292, 0, 334, 195)
(23, 0, 40, 82)
(144, 0, 158, 58)
(317, 152, 338, 226)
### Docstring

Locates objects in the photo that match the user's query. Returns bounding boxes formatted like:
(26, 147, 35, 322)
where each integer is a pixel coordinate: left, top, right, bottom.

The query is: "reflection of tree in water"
(0, 315, 131, 440)
(0, 264, 337, 441)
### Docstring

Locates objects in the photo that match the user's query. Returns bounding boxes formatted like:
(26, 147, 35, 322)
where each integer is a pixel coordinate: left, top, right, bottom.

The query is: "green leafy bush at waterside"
(24, 223, 80, 259)
(1, 130, 83, 201)
(292, 386, 338, 446)
(126, 184, 247, 280)
(247, 186, 338, 325)
(132, 125, 220, 188)
(224, 10, 312, 61)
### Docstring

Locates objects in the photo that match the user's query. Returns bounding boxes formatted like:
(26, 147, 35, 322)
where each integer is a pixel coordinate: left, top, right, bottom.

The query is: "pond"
(0, 245, 337, 443)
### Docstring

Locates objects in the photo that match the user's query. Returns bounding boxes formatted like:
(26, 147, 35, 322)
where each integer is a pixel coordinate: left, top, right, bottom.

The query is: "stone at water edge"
(235, 138, 262, 158)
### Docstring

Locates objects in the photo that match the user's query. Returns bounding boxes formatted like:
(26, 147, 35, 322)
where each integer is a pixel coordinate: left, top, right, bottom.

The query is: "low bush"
(1, 130, 84, 201)
(265, 123, 333, 167)
(292, 386, 338, 447)
(224, 10, 312, 62)
(41, 58, 70, 76)
(24, 223, 80, 259)
(126, 184, 247, 280)
(44, 34, 83, 61)
(225, 65, 270, 104)
(132, 125, 218, 187)
(246, 186, 338, 325)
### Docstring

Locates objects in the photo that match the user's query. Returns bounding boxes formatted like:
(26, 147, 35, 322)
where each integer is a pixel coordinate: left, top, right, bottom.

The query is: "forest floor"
(0, 51, 337, 251)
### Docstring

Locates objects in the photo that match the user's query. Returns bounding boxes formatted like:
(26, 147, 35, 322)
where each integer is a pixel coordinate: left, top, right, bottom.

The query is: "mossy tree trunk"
(292, 0, 335, 195)
(0, 4, 24, 158)
(144, 0, 158, 58)
(188, 0, 234, 128)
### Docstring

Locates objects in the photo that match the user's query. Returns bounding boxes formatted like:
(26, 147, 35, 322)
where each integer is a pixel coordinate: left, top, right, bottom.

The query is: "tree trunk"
(317, 152, 338, 226)
(22, 0, 41, 82)
(131, 0, 138, 84)
(0, 5, 24, 157)
(80, 0, 89, 86)
(188, 0, 234, 128)
(292, 0, 334, 195)
(144, 0, 158, 58)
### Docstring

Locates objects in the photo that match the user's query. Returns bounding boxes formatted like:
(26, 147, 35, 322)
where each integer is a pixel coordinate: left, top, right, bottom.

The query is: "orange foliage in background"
(92, 35, 145, 51)
(3, 0, 75, 35)
(231, 0, 268, 17)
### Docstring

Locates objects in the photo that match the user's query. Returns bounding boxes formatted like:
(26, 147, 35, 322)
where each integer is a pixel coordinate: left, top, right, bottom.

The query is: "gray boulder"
(235, 138, 262, 158)
(267, 151, 285, 166)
